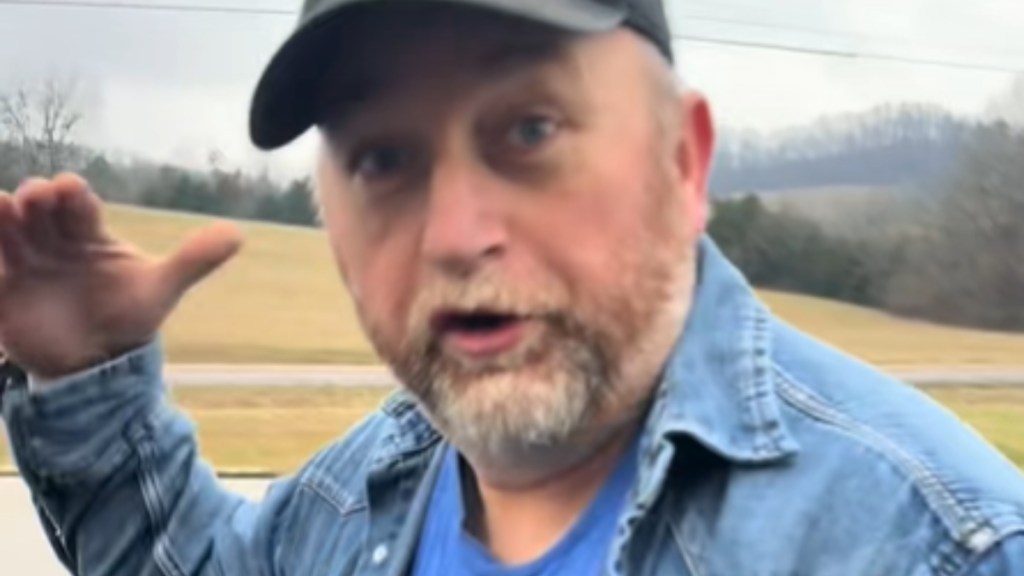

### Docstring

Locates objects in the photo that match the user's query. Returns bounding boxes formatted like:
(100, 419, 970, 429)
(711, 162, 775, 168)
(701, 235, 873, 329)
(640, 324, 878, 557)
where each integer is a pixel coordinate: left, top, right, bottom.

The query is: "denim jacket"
(4, 238, 1024, 576)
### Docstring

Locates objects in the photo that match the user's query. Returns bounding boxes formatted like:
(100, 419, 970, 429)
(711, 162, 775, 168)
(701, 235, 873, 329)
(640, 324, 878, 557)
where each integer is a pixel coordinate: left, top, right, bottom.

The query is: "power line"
(0, 0, 292, 15)
(680, 0, 1024, 59)
(677, 11, 1024, 60)
(671, 33, 1023, 74)
(687, 0, 1024, 15)
(2, 0, 1022, 75)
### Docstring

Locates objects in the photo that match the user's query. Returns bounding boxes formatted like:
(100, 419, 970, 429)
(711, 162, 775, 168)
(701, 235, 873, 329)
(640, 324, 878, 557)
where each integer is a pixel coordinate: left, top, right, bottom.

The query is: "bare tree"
(987, 75, 1024, 129)
(0, 76, 83, 176)
(885, 120, 1024, 330)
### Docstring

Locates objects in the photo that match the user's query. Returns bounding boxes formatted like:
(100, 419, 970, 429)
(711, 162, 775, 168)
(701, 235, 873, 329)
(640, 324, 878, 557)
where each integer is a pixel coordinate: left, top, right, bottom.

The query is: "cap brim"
(249, 0, 627, 150)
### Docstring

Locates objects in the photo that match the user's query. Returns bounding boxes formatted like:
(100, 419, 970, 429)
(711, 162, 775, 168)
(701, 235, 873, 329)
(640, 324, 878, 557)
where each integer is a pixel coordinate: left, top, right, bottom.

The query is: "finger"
(52, 172, 105, 244)
(15, 178, 62, 256)
(158, 221, 243, 298)
(0, 192, 30, 271)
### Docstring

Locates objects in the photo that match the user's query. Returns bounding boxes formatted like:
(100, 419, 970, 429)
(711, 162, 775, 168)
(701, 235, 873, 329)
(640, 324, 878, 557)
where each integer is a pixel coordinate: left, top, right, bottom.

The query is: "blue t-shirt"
(412, 438, 640, 576)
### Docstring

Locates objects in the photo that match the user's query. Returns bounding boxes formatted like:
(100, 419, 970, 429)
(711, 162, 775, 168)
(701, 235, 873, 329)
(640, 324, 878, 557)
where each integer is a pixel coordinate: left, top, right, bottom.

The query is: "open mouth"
(431, 310, 529, 356)
(434, 310, 519, 332)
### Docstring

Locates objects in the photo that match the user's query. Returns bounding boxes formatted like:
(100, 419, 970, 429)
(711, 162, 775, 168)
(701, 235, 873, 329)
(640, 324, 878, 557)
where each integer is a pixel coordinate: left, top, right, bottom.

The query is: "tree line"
(711, 103, 973, 196)
(711, 96, 1024, 331)
(0, 77, 318, 228)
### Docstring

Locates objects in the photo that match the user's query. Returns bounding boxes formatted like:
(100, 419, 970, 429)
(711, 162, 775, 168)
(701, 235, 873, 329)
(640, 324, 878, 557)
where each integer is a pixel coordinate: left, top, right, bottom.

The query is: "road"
(0, 477, 271, 576)
(166, 364, 398, 387)
(893, 369, 1024, 387)
(162, 365, 1024, 387)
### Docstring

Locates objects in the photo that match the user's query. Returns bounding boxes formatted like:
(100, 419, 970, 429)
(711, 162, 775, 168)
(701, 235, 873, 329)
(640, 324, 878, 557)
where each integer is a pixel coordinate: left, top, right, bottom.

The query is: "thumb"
(159, 221, 243, 297)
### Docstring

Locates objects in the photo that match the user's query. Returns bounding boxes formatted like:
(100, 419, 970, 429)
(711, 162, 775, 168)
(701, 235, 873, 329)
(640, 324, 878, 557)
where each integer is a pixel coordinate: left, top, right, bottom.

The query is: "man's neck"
(460, 426, 639, 566)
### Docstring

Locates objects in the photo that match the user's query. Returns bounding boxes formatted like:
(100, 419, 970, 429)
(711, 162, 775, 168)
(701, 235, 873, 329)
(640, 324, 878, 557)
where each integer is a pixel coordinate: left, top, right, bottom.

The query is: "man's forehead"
(317, 11, 574, 126)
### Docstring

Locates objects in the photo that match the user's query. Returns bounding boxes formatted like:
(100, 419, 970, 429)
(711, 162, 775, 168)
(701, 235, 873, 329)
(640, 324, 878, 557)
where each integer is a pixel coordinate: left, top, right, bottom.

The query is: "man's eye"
(507, 114, 560, 151)
(350, 146, 409, 181)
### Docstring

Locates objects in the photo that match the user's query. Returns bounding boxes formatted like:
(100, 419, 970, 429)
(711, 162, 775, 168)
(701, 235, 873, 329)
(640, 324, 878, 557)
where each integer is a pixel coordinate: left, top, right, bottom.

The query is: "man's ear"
(674, 90, 715, 233)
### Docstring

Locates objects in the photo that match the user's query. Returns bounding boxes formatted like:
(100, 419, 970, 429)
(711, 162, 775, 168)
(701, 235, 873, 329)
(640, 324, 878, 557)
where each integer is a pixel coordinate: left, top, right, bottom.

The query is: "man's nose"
(420, 156, 508, 277)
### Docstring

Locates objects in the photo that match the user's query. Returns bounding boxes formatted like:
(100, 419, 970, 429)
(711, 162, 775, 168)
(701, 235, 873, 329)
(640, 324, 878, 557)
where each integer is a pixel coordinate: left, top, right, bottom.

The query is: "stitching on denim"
(775, 366, 985, 545)
(668, 513, 705, 576)
(300, 477, 368, 518)
(132, 411, 186, 576)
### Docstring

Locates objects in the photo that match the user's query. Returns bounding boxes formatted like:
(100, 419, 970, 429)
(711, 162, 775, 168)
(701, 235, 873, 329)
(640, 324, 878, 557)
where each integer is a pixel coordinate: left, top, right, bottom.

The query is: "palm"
(0, 240, 159, 375)
(0, 174, 241, 378)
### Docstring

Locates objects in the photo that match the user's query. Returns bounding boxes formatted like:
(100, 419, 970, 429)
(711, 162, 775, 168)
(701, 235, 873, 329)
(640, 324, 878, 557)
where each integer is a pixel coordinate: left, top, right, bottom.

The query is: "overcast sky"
(0, 0, 1021, 181)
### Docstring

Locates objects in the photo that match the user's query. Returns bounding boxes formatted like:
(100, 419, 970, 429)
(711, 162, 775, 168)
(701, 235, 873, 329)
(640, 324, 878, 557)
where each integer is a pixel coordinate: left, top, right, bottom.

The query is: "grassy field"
(107, 206, 375, 365)
(929, 388, 1024, 467)
(0, 387, 390, 474)
(759, 292, 1024, 369)
(104, 204, 1024, 369)
(2, 386, 1022, 475)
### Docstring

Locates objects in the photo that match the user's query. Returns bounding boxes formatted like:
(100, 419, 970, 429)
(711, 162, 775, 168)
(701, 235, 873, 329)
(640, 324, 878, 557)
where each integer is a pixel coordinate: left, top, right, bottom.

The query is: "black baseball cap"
(249, 0, 673, 150)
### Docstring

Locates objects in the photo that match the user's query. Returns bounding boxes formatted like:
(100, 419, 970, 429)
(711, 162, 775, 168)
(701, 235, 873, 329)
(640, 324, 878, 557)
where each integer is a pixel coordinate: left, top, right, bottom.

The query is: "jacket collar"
(647, 236, 799, 464)
(374, 236, 799, 468)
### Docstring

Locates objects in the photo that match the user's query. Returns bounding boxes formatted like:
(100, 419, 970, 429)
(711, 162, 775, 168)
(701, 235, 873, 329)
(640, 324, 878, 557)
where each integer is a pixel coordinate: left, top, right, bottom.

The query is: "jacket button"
(966, 527, 997, 553)
(371, 544, 389, 565)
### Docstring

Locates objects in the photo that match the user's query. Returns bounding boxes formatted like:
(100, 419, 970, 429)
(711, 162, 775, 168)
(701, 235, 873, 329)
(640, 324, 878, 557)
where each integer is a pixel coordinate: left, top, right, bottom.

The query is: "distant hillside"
(711, 103, 975, 196)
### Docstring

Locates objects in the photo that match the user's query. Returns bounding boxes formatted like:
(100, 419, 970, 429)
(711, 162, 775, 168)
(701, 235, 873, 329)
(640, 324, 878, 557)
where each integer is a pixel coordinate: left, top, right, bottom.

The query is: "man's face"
(316, 6, 713, 467)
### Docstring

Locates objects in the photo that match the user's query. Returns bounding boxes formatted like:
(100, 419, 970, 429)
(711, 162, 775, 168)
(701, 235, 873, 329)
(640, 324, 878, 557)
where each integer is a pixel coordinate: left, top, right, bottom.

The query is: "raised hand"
(0, 173, 243, 379)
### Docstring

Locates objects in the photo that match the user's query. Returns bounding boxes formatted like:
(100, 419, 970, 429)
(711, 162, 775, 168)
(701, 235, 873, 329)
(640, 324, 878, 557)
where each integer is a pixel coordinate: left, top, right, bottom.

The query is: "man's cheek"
(367, 285, 417, 350)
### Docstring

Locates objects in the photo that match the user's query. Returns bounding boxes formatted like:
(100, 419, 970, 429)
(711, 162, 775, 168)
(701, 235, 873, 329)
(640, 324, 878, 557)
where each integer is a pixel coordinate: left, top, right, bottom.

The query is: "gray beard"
(396, 313, 617, 472)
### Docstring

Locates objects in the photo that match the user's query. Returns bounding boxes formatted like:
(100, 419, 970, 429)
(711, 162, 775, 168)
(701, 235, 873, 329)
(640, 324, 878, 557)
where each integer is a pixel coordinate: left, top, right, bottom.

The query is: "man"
(1, 0, 1022, 574)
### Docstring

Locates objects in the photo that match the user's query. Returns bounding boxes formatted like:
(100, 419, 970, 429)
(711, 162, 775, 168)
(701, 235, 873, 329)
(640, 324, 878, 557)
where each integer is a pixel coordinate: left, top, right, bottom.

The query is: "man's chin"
(428, 366, 595, 452)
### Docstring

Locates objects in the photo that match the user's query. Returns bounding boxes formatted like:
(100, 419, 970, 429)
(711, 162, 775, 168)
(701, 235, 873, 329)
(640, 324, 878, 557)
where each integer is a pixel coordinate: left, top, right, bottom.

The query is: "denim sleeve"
(964, 533, 1024, 576)
(1, 341, 296, 576)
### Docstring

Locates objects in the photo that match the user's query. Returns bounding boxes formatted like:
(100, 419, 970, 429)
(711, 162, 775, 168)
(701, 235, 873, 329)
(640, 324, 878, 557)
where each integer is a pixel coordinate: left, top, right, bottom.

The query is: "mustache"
(387, 272, 622, 408)
(405, 274, 570, 341)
